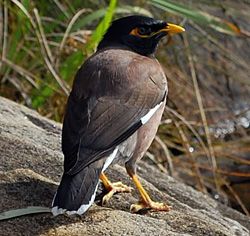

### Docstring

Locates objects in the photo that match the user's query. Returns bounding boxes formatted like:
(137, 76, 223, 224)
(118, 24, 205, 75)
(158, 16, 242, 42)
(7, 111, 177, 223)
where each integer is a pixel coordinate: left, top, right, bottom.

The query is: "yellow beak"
(163, 23, 185, 35)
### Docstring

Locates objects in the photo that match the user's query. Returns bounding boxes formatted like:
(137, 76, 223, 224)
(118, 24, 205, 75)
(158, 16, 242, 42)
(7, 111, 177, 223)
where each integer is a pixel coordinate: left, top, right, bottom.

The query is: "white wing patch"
(102, 147, 118, 172)
(140, 102, 163, 125)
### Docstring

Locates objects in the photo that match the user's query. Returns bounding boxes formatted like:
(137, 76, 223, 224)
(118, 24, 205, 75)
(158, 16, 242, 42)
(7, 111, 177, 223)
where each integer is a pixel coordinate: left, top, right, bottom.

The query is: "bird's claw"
(130, 200, 171, 213)
(102, 182, 133, 205)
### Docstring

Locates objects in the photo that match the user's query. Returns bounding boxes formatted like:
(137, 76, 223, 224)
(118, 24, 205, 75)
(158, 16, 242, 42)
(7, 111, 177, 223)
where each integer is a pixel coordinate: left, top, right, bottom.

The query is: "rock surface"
(0, 96, 249, 236)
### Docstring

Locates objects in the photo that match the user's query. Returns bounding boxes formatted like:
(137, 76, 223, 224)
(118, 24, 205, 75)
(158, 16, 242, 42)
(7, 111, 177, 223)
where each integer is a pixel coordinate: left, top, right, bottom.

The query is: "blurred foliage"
(0, 0, 250, 215)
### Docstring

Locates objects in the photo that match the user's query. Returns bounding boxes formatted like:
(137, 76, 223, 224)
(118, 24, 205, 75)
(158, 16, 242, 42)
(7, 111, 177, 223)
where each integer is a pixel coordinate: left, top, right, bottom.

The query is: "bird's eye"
(138, 27, 151, 35)
(129, 27, 152, 37)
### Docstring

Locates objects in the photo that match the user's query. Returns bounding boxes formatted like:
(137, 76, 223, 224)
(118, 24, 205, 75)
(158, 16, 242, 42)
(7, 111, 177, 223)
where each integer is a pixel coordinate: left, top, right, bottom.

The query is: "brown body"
(119, 100, 166, 177)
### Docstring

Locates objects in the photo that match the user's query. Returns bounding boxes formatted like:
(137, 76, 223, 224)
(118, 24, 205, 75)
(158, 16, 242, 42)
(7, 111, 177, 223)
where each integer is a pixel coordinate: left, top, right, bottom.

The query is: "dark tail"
(52, 164, 102, 216)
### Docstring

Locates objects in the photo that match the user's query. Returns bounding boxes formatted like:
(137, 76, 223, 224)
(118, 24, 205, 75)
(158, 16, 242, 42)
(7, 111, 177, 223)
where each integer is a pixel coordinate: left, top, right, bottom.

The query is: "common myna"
(52, 15, 185, 215)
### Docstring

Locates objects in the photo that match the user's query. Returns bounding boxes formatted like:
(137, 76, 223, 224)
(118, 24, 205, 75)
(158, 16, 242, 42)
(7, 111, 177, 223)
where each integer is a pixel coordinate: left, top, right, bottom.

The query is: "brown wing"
(62, 48, 167, 175)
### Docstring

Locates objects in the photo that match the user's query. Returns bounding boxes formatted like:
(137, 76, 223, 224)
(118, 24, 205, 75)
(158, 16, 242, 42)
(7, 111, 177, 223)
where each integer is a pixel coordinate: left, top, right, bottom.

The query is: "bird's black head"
(97, 15, 185, 56)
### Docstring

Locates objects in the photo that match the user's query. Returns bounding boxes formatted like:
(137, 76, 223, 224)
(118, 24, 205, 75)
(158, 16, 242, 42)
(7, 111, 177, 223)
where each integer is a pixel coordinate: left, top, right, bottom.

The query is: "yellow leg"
(131, 175, 171, 213)
(99, 173, 133, 205)
(99, 172, 113, 191)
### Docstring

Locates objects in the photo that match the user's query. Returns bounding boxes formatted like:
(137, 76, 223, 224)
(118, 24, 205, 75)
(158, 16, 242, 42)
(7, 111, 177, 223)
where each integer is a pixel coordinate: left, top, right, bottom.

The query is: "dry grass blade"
(10, 0, 36, 28)
(191, 22, 250, 73)
(1, 57, 38, 88)
(155, 135, 174, 176)
(1, 0, 8, 71)
(146, 151, 168, 174)
(0, 4, 2, 50)
(165, 106, 210, 159)
(195, 164, 250, 178)
(33, 8, 70, 95)
(223, 180, 250, 217)
(173, 119, 206, 192)
(8, 77, 30, 104)
(44, 57, 69, 96)
(33, 8, 54, 65)
(7, 2, 70, 95)
(183, 34, 220, 192)
(0, 206, 51, 220)
(164, 138, 186, 153)
(56, 8, 92, 67)
(216, 153, 250, 166)
(1, 57, 64, 95)
(52, 0, 70, 19)
(41, 16, 67, 28)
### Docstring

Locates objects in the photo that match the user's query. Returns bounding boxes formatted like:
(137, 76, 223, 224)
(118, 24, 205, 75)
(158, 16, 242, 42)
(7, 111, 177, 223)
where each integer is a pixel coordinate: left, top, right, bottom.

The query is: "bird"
(52, 15, 185, 216)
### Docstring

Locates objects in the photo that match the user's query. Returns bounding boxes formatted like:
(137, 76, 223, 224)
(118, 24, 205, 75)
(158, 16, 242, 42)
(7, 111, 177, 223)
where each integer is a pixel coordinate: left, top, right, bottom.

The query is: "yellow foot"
(102, 182, 133, 205)
(130, 200, 171, 213)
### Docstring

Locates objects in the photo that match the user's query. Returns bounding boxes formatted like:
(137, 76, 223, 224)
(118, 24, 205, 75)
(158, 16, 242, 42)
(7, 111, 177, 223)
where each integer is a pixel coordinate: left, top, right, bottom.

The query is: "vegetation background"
(0, 0, 249, 216)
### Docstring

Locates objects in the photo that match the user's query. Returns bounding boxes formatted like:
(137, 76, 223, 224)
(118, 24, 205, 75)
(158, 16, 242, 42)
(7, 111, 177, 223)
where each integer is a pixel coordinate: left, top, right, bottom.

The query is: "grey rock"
(0, 96, 249, 236)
